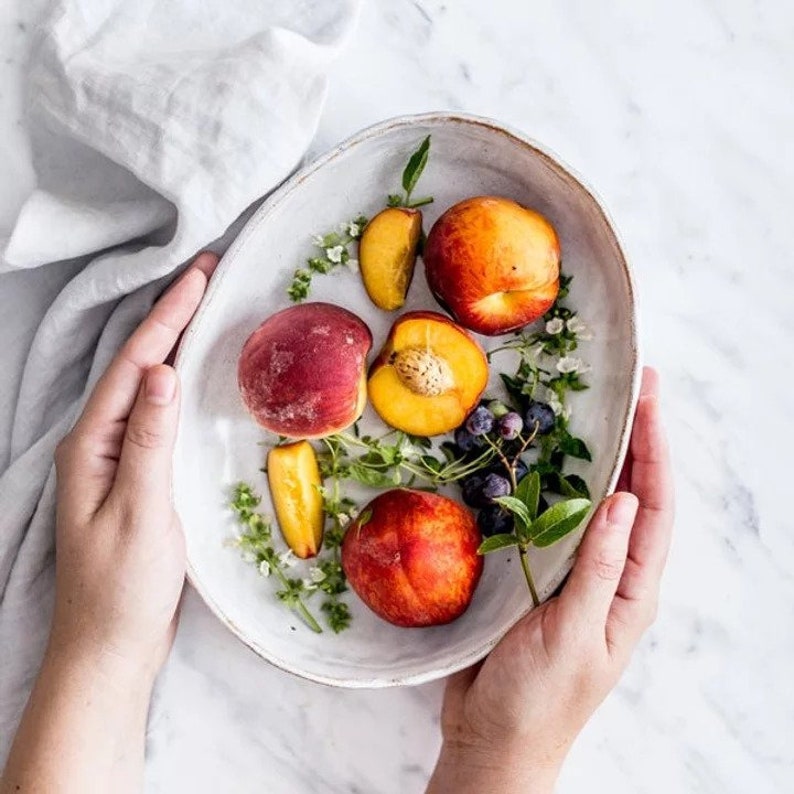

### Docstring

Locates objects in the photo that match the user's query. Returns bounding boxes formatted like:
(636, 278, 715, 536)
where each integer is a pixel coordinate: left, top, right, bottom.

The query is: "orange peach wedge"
(359, 207, 423, 311)
(267, 441, 323, 559)
(367, 311, 488, 437)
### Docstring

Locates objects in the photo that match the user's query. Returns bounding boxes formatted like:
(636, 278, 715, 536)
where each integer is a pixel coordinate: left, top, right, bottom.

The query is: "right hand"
(428, 367, 674, 793)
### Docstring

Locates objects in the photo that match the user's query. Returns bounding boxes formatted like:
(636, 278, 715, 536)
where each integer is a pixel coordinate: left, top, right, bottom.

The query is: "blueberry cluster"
(452, 399, 556, 536)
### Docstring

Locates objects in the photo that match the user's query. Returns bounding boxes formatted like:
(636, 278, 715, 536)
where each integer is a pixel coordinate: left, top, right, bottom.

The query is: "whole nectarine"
(424, 196, 560, 335)
(238, 302, 372, 438)
(342, 489, 483, 627)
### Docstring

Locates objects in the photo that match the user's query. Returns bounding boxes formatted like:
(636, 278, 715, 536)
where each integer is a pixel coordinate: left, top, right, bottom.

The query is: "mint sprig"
(387, 135, 434, 209)
(478, 471, 592, 605)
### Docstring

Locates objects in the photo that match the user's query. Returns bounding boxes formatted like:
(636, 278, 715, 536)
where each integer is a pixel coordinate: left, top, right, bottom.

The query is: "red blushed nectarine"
(341, 489, 483, 627)
(424, 196, 561, 335)
(238, 302, 372, 439)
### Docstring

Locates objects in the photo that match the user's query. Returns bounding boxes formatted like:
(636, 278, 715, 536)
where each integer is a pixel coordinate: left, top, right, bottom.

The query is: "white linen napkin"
(0, 0, 359, 762)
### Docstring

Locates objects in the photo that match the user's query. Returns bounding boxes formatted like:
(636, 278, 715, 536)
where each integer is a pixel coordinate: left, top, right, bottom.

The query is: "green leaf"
(402, 135, 431, 197)
(500, 373, 528, 409)
(515, 471, 541, 521)
(529, 498, 592, 547)
(477, 534, 519, 554)
(558, 433, 592, 461)
(560, 474, 591, 499)
(356, 508, 373, 528)
(492, 496, 532, 535)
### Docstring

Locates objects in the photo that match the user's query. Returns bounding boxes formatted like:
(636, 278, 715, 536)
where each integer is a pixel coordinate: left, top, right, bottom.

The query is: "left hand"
(50, 252, 217, 681)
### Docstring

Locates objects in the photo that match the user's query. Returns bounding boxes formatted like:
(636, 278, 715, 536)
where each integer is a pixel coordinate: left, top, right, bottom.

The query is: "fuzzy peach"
(424, 195, 560, 335)
(238, 302, 372, 439)
(341, 489, 483, 627)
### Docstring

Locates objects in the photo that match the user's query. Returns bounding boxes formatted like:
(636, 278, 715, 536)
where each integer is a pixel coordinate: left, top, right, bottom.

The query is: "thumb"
(557, 492, 638, 629)
(114, 365, 180, 505)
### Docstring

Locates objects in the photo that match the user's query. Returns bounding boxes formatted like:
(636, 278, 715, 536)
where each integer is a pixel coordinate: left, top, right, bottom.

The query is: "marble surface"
(2, 1, 793, 792)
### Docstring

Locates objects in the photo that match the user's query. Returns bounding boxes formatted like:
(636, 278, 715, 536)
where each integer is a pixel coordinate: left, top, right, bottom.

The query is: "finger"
(616, 367, 659, 491)
(611, 389, 674, 624)
(75, 252, 217, 436)
(558, 493, 638, 629)
(112, 365, 180, 507)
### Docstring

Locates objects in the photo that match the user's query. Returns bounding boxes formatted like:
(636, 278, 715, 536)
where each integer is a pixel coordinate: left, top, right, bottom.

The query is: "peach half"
(238, 302, 372, 439)
(367, 311, 488, 437)
(341, 489, 483, 627)
(424, 195, 561, 335)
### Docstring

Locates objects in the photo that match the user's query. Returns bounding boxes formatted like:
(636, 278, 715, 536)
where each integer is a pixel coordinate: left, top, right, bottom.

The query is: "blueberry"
(461, 474, 489, 508)
(525, 401, 556, 435)
(498, 411, 523, 440)
(482, 473, 511, 501)
(454, 426, 483, 453)
(465, 406, 495, 436)
(477, 505, 514, 537)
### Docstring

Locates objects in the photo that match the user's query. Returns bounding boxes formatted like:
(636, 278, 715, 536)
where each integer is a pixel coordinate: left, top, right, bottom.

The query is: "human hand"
(49, 252, 217, 683)
(427, 367, 674, 794)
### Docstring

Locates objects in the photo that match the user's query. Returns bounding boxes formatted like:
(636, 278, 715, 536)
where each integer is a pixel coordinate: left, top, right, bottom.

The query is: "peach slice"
(424, 196, 560, 335)
(367, 311, 488, 437)
(359, 207, 423, 311)
(238, 302, 372, 439)
(267, 441, 323, 559)
(341, 489, 483, 627)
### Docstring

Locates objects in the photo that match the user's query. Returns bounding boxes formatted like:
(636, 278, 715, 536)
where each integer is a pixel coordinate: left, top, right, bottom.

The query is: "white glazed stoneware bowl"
(173, 112, 640, 688)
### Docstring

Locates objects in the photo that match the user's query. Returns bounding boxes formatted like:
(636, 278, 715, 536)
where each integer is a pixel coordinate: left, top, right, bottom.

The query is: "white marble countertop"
(2, 2, 793, 792)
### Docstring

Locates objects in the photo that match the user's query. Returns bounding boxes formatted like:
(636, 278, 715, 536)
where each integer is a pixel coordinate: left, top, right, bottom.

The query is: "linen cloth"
(0, 0, 359, 763)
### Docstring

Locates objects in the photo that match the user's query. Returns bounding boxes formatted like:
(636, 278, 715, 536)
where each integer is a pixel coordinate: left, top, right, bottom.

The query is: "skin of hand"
(1, 253, 218, 794)
(427, 367, 674, 794)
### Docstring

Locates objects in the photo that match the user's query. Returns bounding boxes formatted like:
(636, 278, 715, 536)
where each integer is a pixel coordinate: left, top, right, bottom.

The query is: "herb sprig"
(288, 217, 368, 303)
(387, 135, 434, 209)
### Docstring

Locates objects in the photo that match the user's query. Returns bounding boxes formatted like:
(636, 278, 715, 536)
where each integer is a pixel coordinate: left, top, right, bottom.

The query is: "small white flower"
(566, 316, 593, 340)
(278, 549, 297, 568)
(312, 234, 325, 246)
(348, 221, 362, 238)
(338, 513, 351, 527)
(326, 245, 345, 263)
(545, 317, 565, 335)
(258, 559, 271, 577)
(548, 395, 564, 416)
(301, 578, 318, 591)
(556, 356, 584, 374)
(346, 258, 359, 273)
(309, 566, 327, 583)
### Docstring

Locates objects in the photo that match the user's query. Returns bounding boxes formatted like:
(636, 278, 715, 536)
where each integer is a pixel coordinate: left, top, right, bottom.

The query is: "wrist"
(428, 738, 561, 794)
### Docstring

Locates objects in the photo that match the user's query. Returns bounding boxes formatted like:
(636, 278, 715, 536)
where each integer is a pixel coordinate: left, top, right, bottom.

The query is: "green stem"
(407, 195, 434, 208)
(519, 546, 540, 607)
(272, 563, 322, 633)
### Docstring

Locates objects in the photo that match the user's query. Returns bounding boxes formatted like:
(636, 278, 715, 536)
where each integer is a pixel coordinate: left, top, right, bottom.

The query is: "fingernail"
(607, 493, 638, 527)
(145, 366, 177, 405)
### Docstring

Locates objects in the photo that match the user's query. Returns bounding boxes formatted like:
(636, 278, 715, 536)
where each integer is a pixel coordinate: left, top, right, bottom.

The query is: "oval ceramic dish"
(173, 112, 641, 688)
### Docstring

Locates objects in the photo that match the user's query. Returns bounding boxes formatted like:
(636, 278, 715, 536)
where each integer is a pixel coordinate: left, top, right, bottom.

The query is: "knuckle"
(592, 554, 625, 582)
(125, 422, 166, 450)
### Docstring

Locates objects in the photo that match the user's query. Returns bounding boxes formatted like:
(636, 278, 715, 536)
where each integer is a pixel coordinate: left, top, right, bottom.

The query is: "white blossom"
(545, 317, 565, 335)
(548, 395, 564, 416)
(326, 244, 345, 263)
(556, 356, 585, 374)
(312, 234, 325, 246)
(301, 578, 318, 591)
(278, 549, 297, 568)
(309, 566, 327, 583)
(258, 559, 271, 577)
(346, 258, 359, 273)
(337, 513, 351, 527)
(566, 316, 593, 340)
(347, 221, 362, 238)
